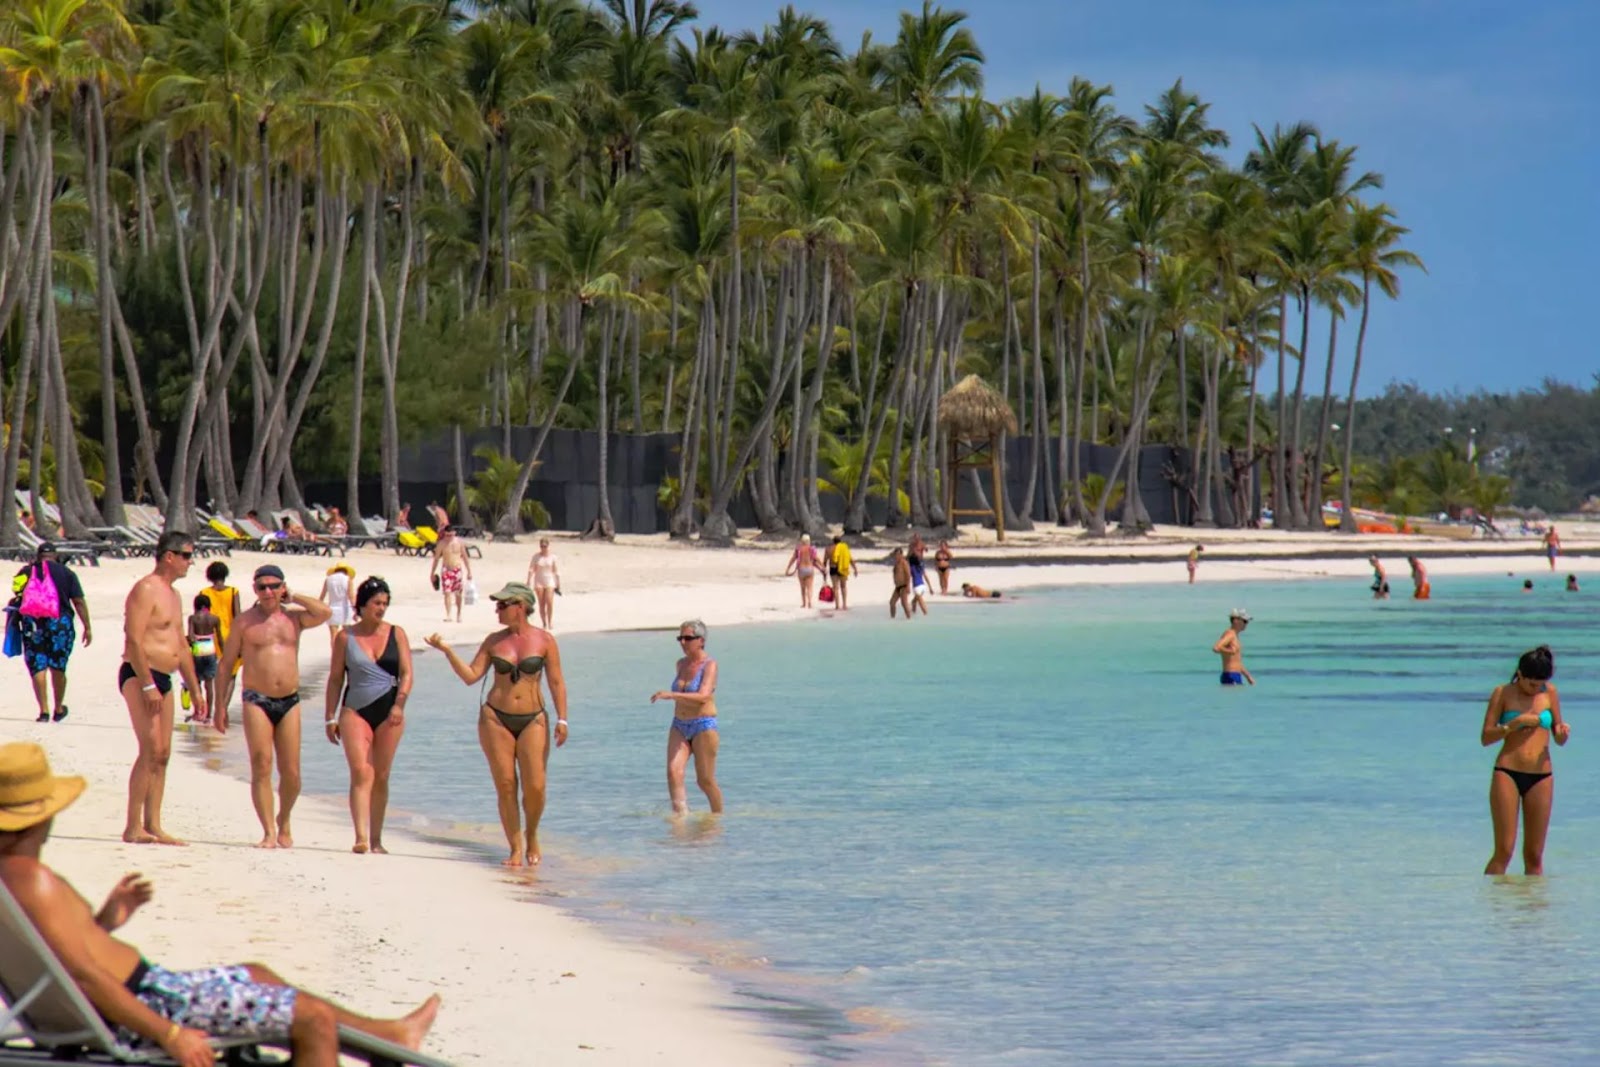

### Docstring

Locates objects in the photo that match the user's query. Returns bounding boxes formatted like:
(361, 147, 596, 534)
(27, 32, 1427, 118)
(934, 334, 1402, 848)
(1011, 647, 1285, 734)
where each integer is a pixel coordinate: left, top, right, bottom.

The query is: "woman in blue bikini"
(650, 619, 723, 814)
(1481, 645, 1571, 875)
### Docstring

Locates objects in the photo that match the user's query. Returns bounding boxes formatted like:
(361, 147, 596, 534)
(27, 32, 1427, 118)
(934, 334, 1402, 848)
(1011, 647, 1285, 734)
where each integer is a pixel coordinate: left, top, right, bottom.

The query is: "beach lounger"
(0, 883, 453, 1067)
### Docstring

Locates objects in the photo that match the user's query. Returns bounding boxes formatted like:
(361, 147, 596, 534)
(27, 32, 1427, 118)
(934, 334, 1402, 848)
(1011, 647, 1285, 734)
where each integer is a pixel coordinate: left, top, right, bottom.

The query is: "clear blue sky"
(687, 0, 1599, 398)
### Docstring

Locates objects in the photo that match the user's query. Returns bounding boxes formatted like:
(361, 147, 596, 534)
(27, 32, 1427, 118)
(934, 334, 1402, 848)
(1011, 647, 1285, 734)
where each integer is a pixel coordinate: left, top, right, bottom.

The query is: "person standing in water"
(1481, 645, 1570, 875)
(1368, 555, 1390, 599)
(1212, 609, 1254, 686)
(649, 619, 723, 814)
(1566, 574, 1580, 592)
(426, 583, 567, 867)
(1407, 556, 1430, 600)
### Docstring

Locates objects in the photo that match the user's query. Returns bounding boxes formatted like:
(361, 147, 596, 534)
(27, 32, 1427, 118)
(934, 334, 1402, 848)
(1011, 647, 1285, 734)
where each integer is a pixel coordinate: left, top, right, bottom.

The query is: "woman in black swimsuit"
(1480, 645, 1571, 875)
(934, 540, 954, 595)
(324, 577, 412, 854)
(426, 582, 567, 867)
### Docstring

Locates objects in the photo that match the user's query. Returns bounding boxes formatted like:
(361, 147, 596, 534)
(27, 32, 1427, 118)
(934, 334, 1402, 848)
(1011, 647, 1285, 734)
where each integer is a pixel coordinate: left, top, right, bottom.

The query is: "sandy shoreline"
(7, 522, 1600, 1064)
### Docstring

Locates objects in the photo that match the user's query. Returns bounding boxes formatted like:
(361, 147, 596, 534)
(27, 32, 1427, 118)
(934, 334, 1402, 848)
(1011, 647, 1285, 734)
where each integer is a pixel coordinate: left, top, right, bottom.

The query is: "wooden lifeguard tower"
(937, 374, 1018, 542)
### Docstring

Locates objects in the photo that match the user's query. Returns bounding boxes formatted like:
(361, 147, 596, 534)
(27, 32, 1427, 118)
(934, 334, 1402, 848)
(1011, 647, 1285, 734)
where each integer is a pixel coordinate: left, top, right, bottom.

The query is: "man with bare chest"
(429, 529, 471, 623)
(217, 565, 331, 848)
(0, 743, 441, 1064)
(120, 532, 206, 846)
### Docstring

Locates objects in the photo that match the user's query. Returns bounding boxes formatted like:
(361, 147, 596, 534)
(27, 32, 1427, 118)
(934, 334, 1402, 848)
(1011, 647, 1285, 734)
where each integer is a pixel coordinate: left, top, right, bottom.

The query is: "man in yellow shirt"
(829, 536, 858, 611)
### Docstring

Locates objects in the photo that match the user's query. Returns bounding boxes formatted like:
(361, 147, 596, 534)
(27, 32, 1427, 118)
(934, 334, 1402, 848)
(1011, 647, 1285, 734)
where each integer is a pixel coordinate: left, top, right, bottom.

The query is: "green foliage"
(463, 445, 550, 530)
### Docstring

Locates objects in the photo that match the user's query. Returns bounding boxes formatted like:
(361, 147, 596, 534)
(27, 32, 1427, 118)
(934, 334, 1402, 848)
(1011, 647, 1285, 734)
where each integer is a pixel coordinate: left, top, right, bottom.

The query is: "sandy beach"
(6, 520, 1600, 1064)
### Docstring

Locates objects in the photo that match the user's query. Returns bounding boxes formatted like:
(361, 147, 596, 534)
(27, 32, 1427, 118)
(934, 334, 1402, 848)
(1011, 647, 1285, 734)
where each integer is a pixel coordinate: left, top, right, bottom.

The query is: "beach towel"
(19, 563, 60, 619)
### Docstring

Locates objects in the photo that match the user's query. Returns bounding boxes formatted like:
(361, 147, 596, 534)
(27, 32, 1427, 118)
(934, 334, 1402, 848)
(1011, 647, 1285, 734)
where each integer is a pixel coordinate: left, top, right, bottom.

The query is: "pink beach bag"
(19, 563, 59, 619)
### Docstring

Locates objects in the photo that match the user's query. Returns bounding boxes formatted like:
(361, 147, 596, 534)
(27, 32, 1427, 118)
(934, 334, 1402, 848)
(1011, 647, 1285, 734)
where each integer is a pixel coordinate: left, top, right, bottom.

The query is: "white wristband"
(557, 719, 569, 727)
(142, 684, 158, 692)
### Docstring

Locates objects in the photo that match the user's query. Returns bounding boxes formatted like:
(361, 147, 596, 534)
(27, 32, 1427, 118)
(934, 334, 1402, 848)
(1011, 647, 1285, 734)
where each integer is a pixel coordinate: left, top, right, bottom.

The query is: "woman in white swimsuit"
(526, 539, 560, 629)
(319, 564, 356, 648)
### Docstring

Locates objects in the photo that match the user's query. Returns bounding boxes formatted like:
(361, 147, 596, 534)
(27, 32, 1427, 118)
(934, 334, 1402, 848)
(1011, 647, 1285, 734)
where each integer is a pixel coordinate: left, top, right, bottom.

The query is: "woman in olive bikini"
(427, 582, 567, 867)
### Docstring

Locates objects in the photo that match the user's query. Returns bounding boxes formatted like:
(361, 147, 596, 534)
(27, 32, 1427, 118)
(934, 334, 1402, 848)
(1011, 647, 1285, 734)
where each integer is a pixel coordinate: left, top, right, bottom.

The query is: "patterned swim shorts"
(119, 960, 296, 1046)
(439, 566, 463, 595)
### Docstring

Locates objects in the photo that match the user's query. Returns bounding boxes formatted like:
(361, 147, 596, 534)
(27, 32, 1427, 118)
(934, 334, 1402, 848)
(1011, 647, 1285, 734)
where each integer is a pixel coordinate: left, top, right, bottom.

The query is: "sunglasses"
(676, 634, 700, 643)
(256, 581, 284, 591)
(169, 550, 194, 559)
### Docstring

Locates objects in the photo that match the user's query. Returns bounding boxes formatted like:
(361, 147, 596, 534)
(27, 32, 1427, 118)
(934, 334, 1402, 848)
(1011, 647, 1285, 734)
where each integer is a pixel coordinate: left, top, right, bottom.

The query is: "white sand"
(7, 520, 1599, 1064)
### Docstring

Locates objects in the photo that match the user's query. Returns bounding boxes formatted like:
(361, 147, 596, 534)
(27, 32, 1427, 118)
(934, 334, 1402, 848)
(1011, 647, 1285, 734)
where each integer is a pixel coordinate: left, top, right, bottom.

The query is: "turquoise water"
(299, 575, 1600, 1065)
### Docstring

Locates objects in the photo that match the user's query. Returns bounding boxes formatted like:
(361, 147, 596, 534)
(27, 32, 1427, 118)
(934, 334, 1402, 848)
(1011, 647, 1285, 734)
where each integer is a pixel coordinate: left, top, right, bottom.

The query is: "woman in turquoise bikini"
(650, 619, 723, 814)
(1481, 645, 1570, 875)
(426, 582, 567, 867)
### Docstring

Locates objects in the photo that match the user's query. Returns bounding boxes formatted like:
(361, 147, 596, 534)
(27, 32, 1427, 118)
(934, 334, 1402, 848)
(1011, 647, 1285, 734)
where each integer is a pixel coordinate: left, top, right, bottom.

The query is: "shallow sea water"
(298, 572, 1600, 1065)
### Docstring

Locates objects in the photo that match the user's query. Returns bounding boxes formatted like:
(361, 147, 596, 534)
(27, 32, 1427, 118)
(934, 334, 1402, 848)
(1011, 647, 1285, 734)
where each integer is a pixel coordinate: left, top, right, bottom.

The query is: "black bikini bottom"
(1495, 766, 1553, 797)
(489, 704, 546, 740)
(118, 662, 172, 696)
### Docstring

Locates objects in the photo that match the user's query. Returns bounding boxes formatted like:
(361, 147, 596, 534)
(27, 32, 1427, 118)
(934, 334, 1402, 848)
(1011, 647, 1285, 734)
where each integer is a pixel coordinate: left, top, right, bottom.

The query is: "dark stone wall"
(306, 429, 1196, 534)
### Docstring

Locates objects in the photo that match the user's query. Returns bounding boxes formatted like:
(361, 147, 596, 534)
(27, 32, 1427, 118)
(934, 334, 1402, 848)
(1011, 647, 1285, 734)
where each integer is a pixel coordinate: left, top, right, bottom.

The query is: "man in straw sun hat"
(0, 742, 442, 1066)
(1212, 608, 1255, 686)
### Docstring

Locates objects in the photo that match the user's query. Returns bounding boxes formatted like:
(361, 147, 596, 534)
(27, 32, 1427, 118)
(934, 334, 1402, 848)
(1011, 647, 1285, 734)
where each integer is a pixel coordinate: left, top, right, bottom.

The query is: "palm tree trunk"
(1306, 310, 1341, 525)
(1340, 275, 1373, 533)
(1287, 287, 1312, 529)
(595, 304, 616, 534)
(87, 85, 125, 526)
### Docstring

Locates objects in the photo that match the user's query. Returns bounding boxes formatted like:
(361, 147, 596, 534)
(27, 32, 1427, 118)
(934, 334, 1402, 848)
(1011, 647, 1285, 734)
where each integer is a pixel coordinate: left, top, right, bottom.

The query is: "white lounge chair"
(0, 881, 453, 1066)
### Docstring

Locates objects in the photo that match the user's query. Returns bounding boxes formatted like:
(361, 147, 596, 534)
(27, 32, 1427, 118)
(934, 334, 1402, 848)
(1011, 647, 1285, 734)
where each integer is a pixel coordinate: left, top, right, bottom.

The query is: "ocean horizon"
(281, 573, 1600, 1065)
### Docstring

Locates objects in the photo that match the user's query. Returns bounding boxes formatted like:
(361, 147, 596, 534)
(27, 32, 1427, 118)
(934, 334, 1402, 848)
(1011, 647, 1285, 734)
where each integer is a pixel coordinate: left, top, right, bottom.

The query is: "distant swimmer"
(1523, 579, 1534, 592)
(1213, 609, 1254, 686)
(1368, 555, 1390, 599)
(961, 582, 1002, 600)
(1481, 645, 1569, 875)
(1567, 574, 1580, 592)
(1187, 545, 1204, 585)
(1407, 556, 1430, 600)
(1543, 525, 1561, 571)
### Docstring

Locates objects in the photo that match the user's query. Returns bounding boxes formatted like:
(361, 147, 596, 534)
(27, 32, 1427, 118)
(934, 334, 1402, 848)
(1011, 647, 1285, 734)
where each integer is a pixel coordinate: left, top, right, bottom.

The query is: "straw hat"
(0, 744, 85, 832)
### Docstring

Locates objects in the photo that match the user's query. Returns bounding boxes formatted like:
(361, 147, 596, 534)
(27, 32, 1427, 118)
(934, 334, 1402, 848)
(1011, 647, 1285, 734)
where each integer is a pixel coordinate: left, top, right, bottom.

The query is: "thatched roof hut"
(937, 375, 1018, 439)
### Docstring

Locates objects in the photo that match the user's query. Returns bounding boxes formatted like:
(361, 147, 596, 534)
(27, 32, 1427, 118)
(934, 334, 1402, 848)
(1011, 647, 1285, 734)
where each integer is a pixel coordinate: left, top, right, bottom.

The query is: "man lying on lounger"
(0, 742, 440, 1067)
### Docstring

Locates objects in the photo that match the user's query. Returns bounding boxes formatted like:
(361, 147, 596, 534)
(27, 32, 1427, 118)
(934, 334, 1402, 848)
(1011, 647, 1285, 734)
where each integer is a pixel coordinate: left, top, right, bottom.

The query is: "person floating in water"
(1566, 574, 1579, 592)
(1481, 645, 1570, 876)
(1186, 545, 1204, 585)
(1213, 609, 1254, 686)
(1368, 555, 1390, 599)
(1407, 556, 1430, 600)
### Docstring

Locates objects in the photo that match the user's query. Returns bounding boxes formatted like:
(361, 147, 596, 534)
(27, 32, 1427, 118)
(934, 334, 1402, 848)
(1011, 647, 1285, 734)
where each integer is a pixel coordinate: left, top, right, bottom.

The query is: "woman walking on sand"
(326, 578, 413, 855)
(649, 619, 723, 814)
(526, 539, 561, 629)
(784, 534, 824, 607)
(319, 563, 356, 648)
(1481, 645, 1570, 875)
(426, 583, 567, 866)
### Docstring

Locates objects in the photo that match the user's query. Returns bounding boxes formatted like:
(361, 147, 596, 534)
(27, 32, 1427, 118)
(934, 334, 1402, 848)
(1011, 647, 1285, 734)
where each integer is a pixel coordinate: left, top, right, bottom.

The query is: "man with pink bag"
(15, 543, 92, 723)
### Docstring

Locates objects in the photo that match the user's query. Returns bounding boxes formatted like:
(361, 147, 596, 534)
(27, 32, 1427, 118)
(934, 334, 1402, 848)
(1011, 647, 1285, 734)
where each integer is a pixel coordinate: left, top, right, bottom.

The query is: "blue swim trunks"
(1220, 672, 1246, 686)
(119, 960, 296, 1047)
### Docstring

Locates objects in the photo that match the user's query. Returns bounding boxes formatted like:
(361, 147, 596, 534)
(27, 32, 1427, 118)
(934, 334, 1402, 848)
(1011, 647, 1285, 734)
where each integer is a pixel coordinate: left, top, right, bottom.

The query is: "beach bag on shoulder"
(19, 563, 59, 619)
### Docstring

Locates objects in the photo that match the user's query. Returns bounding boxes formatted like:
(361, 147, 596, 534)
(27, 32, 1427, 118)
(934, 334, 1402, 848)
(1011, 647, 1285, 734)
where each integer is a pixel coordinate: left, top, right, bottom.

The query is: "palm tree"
(1338, 202, 1424, 530)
